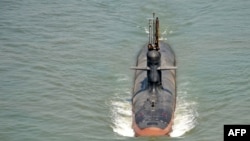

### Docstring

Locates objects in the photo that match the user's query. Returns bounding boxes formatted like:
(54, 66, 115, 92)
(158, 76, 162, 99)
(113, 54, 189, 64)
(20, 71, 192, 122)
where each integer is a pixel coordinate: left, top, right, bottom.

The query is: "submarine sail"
(131, 14, 177, 136)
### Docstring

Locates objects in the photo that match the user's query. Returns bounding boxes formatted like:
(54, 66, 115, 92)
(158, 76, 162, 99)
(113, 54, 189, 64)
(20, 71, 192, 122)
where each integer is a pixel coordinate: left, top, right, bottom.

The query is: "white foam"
(162, 30, 167, 35)
(143, 26, 171, 41)
(110, 99, 134, 137)
(159, 37, 167, 41)
(144, 27, 149, 34)
(110, 79, 197, 138)
(114, 74, 129, 82)
(169, 96, 198, 137)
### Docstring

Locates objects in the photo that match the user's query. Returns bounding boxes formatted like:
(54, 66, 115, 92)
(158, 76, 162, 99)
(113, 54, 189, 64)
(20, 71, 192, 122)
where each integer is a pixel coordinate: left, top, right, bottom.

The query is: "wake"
(110, 75, 198, 137)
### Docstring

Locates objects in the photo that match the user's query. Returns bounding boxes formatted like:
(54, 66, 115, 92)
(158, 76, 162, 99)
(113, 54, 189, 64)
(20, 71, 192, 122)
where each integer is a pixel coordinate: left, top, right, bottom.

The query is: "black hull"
(132, 41, 177, 136)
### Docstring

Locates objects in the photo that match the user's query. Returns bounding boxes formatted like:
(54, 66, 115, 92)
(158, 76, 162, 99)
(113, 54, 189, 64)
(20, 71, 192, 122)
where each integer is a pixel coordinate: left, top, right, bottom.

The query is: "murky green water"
(1, 0, 250, 141)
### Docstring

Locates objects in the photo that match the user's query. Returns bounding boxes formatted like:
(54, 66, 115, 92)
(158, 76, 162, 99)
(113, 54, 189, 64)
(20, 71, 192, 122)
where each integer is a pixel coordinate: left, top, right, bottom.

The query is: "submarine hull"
(132, 41, 177, 136)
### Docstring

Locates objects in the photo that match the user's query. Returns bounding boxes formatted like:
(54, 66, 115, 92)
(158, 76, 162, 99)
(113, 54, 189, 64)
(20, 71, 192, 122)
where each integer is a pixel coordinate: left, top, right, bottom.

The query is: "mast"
(155, 17, 159, 50)
(148, 13, 160, 51)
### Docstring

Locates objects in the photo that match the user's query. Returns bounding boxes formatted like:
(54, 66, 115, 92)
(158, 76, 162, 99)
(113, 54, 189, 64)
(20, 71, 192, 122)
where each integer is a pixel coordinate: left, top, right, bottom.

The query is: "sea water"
(1, 0, 250, 141)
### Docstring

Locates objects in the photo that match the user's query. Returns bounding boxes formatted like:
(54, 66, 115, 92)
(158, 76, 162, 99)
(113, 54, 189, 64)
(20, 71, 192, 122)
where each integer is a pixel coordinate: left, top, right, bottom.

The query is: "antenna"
(148, 13, 160, 50)
(148, 19, 153, 50)
(152, 13, 155, 45)
(148, 19, 152, 44)
(155, 17, 159, 50)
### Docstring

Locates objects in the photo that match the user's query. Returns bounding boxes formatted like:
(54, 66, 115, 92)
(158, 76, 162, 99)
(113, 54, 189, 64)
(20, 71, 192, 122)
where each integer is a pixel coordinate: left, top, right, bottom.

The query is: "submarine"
(131, 14, 177, 136)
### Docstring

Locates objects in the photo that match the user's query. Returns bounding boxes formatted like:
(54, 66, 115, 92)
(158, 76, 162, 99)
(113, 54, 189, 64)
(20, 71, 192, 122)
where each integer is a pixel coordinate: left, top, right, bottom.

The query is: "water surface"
(1, 0, 250, 141)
